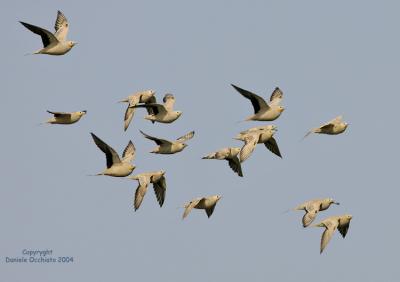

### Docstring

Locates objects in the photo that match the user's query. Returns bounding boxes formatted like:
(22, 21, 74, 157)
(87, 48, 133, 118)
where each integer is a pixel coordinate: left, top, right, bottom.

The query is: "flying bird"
(44, 110, 86, 124)
(234, 125, 281, 162)
(313, 214, 353, 254)
(133, 94, 182, 124)
(231, 84, 284, 121)
(90, 133, 136, 177)
(140, 130, 194, 154)
(182, 195, 222, 219)
(202, 147, 243, 177)
(292, 198, 340, 227)
(20, 11, 77, 55)
(118, 90, 156, 131)
(128, 170, 167, 211)
(304, 116, 348, 139)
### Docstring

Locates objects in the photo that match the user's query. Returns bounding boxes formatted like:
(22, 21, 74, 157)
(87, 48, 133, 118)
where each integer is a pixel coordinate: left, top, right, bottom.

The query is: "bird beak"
(334, 202, 340, 205)
(118, 98, 129, 103)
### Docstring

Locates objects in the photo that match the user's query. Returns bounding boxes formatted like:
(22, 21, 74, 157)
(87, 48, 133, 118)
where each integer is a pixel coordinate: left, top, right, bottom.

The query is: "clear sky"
(1, 1, 399, 281)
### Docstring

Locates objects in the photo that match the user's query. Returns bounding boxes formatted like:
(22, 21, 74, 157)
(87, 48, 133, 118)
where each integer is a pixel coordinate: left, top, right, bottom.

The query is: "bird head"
(68, 41, 77, 48)
(128, 164, 136, 171)
(329, 198, 340, 205)
(176, 111, 183, 117)
(278, 106, 285, 112)
(79, 110, 87, 116)
(345, 214, 353, 220)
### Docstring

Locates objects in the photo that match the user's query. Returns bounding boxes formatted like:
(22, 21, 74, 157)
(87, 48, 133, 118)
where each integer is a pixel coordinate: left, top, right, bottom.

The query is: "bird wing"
(153, 176, 166, 207)
(145, 96, 157, 116)
(319, 123, 335, 131)
(302, 211, 317, 227)
(47, 110, 71, 118)
(182, 198, 201, 219)
(269, 87, 283, 106)
(54, 10, 69, 41)
(320, 219, 339, 253)
(176, 131, 195, 142)
(302, 202, 319, 227)
(163, 94, 175, 111)
(124, 106, 135, 131)
(139, 130, 172, 146)
(329, 115, 343, 124)
(231, 84, 269, 113)
(205, 203, 217, 218)
(20, 21, 58, 47)
(122, 141, 136, 163)
(239, 134, 258, 163)
(338, 221, 350, 238)
(264, 137, 282, 158)
(228, 156, 243, 177)
(134, 176, 149, 211)
(134, 103, 165, 115)
(90, 133, 121, 168)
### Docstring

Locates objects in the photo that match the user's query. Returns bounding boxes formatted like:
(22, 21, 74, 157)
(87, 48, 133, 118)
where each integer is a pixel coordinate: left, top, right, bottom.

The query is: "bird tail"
(281, 207, 299, 214)
(202, 152, 216, 159)
(301, 130, 314, 141)
(36, 121, 50, 126)
(118, 98, 129, 103)
(86, 173, 103, 176)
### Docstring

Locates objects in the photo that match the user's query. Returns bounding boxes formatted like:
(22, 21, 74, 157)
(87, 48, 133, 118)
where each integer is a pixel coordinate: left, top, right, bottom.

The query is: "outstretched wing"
(264, 137, 282, 158)
(231, 84, 269, 114)
(54, 10, 69, 41)
(124, 106, 135, 131)
(176, 131, 195, 142)
(139, 130, 172, 146)
(47, 110, 71, 118)
(302, 210, 317, 227)
(163, 94, 175, 111)
(90, 133, 121, 168)
(338, 221, 350, 238)
(134, 176, 149, 211)
(239, 134, 258, 163)
(227, 156, 243, 177)
(153, 176, 166, 207)
(20, 21, 58, 47)
(182, 199, 201, 219)
(320, 220, 339, 254)
(134, 103, 165, 115)
(122, 141, 136, 163)
(269, 87, 283, 105)
(205, 204, 217, 218)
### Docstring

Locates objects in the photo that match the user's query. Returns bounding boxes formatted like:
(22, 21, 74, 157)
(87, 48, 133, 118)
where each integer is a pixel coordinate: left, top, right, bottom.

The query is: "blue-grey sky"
(1, 1, 399, 281)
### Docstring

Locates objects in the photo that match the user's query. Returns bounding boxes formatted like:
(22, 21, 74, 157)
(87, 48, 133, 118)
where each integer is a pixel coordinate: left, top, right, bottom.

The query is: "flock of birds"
(22, 11, 351, 254)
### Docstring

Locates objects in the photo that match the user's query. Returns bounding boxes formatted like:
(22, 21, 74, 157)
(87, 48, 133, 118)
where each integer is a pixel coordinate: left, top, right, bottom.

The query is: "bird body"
(234, 125, 281, 162)
(140, 130, 194, 155)
(182, 195, 221, 219)
(119, 90, 156, 131)
(231, 84, 285, 121)
(128, 170, 167, 211)
(294, 198, 340, 227)
(304, 116, 348, 138)
(313, 214, 352, 253)
(90, 133, 136, 177)
(202, 147, 243, 177)
(134, 94, 182, 124)
(45, 110, 86, 124)
(20, 11, 77, 56)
